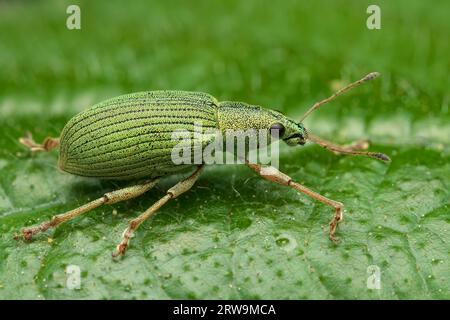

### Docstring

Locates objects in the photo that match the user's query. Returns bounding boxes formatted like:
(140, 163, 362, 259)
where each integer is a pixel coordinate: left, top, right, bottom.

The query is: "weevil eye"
(270, 123, 285, 138)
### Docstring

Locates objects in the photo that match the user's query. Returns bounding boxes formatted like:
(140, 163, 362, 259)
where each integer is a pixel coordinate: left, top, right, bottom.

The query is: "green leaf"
(0, 0, 449, 299)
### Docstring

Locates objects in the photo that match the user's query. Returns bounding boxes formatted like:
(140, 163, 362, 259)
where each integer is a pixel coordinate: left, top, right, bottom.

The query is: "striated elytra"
(59, 91, 218, 179)
(18, 73, 390, 257)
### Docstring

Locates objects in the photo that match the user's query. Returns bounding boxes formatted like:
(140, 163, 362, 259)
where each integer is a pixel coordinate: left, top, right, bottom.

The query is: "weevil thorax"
(217, 101, 307, 146)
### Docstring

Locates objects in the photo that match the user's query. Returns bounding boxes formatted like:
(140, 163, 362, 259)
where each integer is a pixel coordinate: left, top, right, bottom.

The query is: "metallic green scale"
(59, 90, 307, 180)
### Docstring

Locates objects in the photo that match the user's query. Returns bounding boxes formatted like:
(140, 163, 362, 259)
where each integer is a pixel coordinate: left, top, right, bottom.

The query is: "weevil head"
(217, 101, 307, 146)
(281, 121, 308, 146)
(267, 112, 307, 146)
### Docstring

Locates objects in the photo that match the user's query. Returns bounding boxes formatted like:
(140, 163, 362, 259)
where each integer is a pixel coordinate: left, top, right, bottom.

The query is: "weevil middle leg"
(16, 179, 159, 241)
(246, 162, 343, 241)
(113, 165, 204, 257)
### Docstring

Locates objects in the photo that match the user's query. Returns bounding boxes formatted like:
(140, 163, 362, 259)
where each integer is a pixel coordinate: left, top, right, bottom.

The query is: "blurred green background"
(0, 0, 449, 299)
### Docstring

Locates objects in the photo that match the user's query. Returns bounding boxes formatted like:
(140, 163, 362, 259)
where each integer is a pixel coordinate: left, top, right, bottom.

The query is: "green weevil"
(17, 72, 390, 257)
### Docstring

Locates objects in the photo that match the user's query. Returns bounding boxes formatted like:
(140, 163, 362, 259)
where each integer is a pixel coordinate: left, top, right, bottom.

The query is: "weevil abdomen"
(58, 91, 219, 180)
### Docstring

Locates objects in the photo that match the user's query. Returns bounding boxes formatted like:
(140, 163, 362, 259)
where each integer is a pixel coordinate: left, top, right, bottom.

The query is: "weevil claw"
(328, 205, 343, 243)
(329, 234, 341, 243)
(22, 228, 34, 241)
(112, 244, 127, 258)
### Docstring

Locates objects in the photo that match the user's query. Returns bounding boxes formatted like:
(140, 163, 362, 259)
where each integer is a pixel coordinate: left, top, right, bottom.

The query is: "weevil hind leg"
(307, 133, 390, 162)
(16, 179, 159, 241)
(246, 162, 343, 242)
(113, 165, 204, 257)
(19, 132, 60, 153)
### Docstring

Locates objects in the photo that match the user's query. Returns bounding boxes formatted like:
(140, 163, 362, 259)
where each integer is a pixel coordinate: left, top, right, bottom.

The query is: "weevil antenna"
(300, 72, 380, 122)
(307, 133, 391, 163)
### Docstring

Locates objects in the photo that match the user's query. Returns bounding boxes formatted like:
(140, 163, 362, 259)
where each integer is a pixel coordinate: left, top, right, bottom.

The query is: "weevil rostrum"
(17, 72, 390, 257)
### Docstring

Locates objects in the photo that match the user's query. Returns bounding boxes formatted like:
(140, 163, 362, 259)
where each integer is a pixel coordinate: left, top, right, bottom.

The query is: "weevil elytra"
(17, 72, 390, 257)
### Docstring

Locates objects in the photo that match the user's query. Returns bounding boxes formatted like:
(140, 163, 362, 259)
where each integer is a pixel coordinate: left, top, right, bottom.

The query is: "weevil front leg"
(19, 132, 60, 153)
(17, 180, 159, 241)
(246, 162, 343, 242)
(307, 133, 390, 162)
(113, 165, 204, 257)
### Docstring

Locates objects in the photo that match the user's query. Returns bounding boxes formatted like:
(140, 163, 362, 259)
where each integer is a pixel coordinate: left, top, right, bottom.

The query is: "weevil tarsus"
(17, 179, 159, 241)
(19, 132, 60, 153)
(113, 165, 204, 257)
(245, 161, 343, 242)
